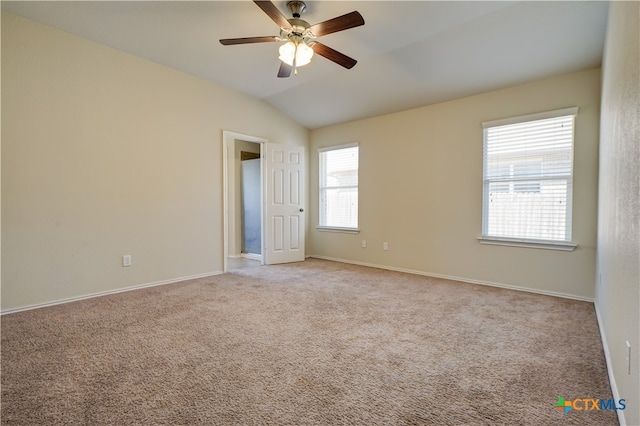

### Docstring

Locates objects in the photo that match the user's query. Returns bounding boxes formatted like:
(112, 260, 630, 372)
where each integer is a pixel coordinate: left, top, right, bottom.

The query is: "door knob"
(299, 208, 304, 212)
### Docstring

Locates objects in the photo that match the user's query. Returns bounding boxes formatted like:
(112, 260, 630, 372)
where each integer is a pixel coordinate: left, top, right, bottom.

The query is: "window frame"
(478, 107, 579, 251)
(317, 143, 360, 234)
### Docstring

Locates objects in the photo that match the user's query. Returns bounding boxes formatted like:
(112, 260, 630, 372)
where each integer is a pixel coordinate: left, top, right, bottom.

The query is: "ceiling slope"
(2, 1, 609, 129)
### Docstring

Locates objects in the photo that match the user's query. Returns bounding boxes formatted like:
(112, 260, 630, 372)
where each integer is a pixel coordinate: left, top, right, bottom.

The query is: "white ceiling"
(2, 1, 609, 129)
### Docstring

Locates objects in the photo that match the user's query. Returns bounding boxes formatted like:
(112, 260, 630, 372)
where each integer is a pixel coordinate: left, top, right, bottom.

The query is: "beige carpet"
(1, 259, 617, 425)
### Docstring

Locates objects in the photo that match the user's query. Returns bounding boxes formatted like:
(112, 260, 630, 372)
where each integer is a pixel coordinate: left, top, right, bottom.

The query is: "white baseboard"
(594, 302, 626, 426)
(308, 255, 594, 302)
(0, 271, 224, 316)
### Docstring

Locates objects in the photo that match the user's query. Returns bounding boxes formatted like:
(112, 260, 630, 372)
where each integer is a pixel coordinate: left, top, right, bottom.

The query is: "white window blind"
(319, 144, 359, 230)
(481, 108, 577, 244)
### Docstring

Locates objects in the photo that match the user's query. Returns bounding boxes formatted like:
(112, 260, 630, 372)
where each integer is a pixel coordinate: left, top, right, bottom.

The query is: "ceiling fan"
(219, 1, 365, 78)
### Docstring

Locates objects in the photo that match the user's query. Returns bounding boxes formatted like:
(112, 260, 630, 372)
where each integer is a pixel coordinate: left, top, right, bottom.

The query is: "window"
(480, 107, 578, 249)
(318, 144, 359, 231)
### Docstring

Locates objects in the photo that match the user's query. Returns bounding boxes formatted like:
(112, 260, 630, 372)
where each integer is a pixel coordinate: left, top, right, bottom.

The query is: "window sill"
(317, 226, 360, 234)
(477, 236, 577, 251)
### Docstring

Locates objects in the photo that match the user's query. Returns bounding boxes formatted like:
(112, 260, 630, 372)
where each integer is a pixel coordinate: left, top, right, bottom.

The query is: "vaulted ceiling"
(2, 1, 609, 129)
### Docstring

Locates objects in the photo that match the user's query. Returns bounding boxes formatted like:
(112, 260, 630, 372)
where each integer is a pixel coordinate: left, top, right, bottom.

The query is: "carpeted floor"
(1, 259, 617, 425)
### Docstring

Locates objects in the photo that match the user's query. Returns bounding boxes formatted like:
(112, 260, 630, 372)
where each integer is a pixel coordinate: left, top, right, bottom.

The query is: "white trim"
(318, 144, 360, 230)
(316, 226, 360, 234)
(222, 130, 268, 272)
(317, 142, 358, 153)
(481, 111, 577, 244)
(0, 271, 224, 316)
(594, 303, 627, 426)
(482, 106, 579, 128)
(308, 255, 594, 302)
(477, 236, 577, 251)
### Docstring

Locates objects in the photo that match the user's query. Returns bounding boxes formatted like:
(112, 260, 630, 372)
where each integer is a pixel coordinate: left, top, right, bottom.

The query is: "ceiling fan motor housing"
(288, 19, 311, 36)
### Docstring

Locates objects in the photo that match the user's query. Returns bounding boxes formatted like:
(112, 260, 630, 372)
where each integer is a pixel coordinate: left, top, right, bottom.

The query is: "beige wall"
(309, 68, 601, 300)
(1, 13, 308, 312)
(596, 1, 640, 424)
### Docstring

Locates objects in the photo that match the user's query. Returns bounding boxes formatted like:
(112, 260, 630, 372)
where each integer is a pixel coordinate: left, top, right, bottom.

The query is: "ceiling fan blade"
(277, 62, 293, 78)
(311, 42, 358, 69)
(309, 11, 364, 37)
(254, 1, 292, 29)
(219, 36, 279, 46)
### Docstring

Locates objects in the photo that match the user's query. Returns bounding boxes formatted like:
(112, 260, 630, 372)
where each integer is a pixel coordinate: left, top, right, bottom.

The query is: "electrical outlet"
(383, 242, 389, 251)
(122, 255, 132, 267)
(361, 240, 367, 248)
(626, 340, 631, 375)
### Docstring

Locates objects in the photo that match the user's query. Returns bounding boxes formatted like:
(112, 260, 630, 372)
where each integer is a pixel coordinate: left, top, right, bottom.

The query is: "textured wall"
(595, 1, 640, 425)
(310, 69, 601, 300)
(1, 13, 308, 311)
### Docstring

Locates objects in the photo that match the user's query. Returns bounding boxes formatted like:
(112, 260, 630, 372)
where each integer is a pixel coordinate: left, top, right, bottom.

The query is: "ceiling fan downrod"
(287, 1, 306, 19)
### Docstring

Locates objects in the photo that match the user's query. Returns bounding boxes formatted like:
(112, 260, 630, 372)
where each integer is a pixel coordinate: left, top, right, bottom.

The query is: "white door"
(265, 143, 305, 264)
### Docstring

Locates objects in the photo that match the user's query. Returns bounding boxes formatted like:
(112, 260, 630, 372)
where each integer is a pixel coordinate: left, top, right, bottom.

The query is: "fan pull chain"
(293, 41, 298, 75)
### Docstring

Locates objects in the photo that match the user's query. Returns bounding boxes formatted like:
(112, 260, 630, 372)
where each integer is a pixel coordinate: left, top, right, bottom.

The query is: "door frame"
(222, 130, 267, 272)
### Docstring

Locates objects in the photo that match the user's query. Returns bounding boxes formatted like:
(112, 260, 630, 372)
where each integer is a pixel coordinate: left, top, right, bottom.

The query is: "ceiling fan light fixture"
(296, 41, 314, 66)
(278, 39, 313, 67)
(219, 1, 364, 78)
(278, 40, 296, 65)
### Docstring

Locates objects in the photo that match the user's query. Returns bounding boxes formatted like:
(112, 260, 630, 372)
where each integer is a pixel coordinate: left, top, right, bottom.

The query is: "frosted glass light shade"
(296, 42, 314, 66)
(278, 40, 314, 67)
(278, 41, 296, 65)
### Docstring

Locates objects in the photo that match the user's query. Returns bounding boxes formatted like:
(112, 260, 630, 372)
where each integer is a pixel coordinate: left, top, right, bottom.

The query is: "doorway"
(241, 150, 261, 259)
(222, 131, 266, 272)
(223, 131, 306, 272)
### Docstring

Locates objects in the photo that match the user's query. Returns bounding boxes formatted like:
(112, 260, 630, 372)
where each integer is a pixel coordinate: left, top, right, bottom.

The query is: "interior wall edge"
(594, 301, 627, 426)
